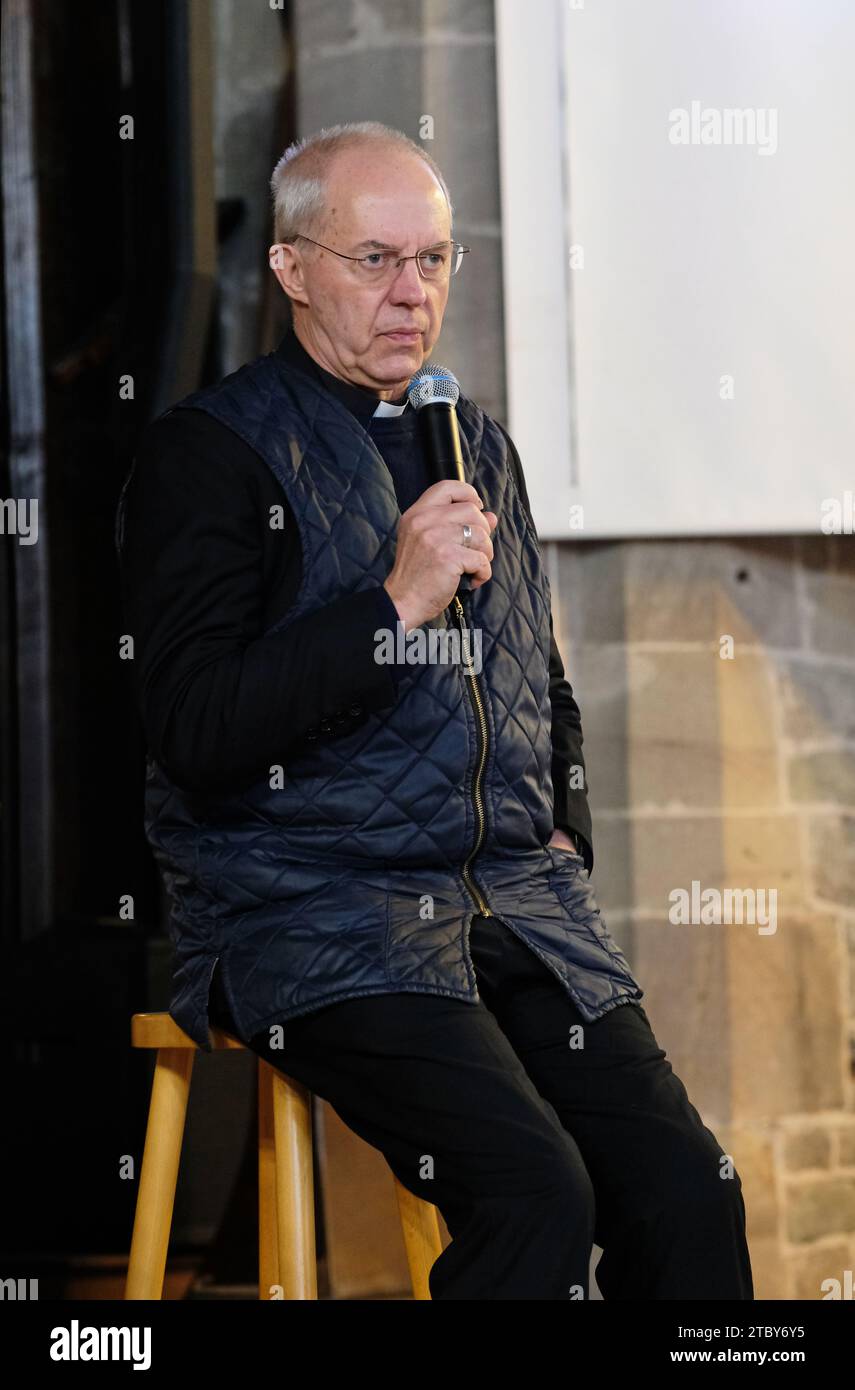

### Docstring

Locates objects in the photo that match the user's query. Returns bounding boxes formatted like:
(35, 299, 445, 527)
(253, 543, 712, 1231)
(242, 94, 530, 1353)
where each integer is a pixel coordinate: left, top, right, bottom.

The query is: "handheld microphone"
(406, 363, 472, 593)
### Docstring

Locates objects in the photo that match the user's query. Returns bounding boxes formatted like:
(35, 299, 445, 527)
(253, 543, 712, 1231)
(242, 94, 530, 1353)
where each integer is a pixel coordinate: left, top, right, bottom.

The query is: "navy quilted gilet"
(128, 351, 643, 1050)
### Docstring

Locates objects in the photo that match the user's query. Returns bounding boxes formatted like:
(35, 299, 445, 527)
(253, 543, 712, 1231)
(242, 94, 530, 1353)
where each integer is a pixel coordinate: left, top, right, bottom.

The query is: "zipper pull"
(451, 593, 475, 672)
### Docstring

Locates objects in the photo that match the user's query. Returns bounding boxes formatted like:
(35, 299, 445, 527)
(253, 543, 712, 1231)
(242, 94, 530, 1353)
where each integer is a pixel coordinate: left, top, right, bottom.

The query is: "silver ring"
(462, 523, 473, 547)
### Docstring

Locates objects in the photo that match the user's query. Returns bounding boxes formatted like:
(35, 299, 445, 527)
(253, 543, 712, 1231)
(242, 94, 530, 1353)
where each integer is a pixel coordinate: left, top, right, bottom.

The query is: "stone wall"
(551, 534, 855, 1297)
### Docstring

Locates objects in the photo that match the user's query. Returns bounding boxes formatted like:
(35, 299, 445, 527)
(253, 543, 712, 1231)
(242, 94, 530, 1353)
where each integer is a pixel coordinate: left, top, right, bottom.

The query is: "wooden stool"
(125, 1012, 444, 1300)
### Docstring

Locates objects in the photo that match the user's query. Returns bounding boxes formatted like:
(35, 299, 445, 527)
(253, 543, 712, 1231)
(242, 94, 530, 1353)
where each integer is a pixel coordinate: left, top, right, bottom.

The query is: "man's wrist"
(383, 580, 421, 633)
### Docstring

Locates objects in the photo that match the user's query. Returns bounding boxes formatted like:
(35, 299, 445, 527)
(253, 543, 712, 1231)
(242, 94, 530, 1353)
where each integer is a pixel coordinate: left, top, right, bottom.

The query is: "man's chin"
(372, 337, 428, 387)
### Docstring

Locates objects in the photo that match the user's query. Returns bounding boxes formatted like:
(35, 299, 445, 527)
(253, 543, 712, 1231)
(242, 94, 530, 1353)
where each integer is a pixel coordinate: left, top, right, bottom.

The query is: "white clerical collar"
(372, 398, 409, 418)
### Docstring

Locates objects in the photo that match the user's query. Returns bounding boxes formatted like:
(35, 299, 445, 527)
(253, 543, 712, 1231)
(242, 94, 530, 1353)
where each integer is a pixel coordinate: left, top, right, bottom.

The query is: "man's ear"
(269, 242, 309, 306)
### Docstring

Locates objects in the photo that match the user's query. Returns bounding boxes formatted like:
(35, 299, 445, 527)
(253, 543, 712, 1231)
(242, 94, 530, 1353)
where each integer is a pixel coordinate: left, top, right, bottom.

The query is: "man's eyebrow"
(350, 238, 452, 253)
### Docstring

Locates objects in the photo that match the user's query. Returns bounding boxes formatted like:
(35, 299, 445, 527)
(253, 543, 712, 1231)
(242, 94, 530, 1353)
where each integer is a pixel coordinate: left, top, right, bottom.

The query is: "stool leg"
(257, 1059, 281, 1299)
(125, 1047, 195, 1299)
(393, 1177, 444, 1301)
(271, 1071, 317, 1299)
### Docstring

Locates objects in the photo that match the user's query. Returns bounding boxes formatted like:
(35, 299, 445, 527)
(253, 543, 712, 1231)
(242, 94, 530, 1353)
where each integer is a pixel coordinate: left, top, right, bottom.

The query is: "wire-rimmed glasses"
(289, 235, 470, 283)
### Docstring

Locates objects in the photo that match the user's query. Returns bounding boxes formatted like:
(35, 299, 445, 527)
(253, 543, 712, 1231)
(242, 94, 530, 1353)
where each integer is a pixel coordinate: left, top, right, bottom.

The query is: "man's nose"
(389, 256, 428, 304)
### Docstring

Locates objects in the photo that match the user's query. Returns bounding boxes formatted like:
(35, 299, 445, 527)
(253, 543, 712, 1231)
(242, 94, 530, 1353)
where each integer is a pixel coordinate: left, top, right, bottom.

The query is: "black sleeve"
(496, 421, 594, 873)
(116, 409, 400, 795)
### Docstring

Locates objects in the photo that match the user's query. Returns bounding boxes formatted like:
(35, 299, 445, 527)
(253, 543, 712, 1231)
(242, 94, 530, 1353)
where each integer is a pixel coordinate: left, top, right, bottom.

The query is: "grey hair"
(269, 121, 454, 244)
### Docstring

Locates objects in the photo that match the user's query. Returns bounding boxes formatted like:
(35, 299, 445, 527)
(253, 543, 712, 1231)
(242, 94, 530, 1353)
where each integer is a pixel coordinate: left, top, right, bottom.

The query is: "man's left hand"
(548, 828, 577, 854)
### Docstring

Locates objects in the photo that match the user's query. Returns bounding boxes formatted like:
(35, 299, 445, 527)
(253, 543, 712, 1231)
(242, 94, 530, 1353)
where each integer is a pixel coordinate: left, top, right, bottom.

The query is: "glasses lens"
(417, 246, 453, 279)
(356, 245, 462, 280)
(360, 252, 393, 276)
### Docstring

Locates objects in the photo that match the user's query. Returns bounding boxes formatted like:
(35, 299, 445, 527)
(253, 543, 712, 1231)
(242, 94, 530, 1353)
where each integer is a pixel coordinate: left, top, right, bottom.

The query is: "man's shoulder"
(140, 403, 240, 447)
(131, 403, 275, 503)
(137, 348, 292, 456)
(176, 346, 322, 415)
(136, 403, 254, 467)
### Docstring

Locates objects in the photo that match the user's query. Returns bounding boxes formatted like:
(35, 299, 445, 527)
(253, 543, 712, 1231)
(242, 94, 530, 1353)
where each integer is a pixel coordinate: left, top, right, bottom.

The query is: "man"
(116, 121, 753, 1300)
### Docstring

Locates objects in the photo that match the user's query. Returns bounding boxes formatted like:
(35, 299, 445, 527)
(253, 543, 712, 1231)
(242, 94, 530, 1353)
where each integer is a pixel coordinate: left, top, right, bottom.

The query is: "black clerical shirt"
(117, 328, 594, 869)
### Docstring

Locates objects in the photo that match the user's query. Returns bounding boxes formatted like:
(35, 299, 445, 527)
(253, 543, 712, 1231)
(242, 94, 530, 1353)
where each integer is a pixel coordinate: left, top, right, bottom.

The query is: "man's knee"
(451, 1130, 595, 1222)
(513, 1133, 597, 1226)
(660, 1129, 747, 1228)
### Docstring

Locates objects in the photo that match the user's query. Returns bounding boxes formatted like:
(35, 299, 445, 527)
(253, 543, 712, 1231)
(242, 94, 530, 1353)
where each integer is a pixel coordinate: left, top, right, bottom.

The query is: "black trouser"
(208, 915, 754, 1300)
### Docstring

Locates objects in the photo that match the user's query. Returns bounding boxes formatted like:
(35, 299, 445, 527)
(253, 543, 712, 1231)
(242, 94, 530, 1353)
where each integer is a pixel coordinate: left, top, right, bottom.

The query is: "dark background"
(1, 0, 295, 1288)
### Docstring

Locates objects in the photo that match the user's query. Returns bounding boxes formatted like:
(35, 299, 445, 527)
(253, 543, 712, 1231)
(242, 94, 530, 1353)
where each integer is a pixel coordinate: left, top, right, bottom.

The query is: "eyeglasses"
(289, 235, 470, 283)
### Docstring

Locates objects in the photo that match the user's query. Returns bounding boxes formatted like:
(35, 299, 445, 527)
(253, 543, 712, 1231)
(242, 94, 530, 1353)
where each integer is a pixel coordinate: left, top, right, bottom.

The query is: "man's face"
(271, 147, 453, 398)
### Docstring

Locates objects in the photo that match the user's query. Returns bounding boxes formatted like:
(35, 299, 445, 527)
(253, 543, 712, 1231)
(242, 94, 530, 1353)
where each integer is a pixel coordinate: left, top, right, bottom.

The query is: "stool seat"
(131, 1012, 246, 1050)
(125, 1011, 443, 1300)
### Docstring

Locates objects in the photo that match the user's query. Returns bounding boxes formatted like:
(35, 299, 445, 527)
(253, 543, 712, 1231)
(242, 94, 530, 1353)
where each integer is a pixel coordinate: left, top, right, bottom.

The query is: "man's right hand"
(383, 481, 498, 632)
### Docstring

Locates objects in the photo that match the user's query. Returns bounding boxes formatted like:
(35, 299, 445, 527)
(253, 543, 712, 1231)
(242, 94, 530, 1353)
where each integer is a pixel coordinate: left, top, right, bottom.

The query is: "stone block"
(297, 43, 500, 224)
(632, 813, 804, 917)
(627, 649, 722, 809)
(624, 876, 846, 1120)
(714, 652, 781, 809)
(420, 43, 501, 227)
(566, 644, 631, 817)
(729, 911, 848, 1119)
(788, 749, 855, 809)
(723, 1124, 779, 1239)
(783, 1127, 832, 1171)
(425, 0, 495, 35)
(553, 540, 625, 645)
(554, 539, 801, 648)
(296, 0, 360, 53)
(776, 657, 855, 743)
(799, 536, 855, 661)
(837, 1121, 855, 1168)
(298, 0, 495, 53)
(434, 232, 505, 419)
(807, 814, 855, 909)
(747, 1234, 788, 1300)
(786, 1177, 855, 1243)
(298, 47, 425, 138)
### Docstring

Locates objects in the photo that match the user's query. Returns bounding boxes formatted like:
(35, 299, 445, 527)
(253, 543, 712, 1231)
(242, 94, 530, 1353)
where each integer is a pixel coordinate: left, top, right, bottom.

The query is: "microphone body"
(406, 365, 472, 594)
(420, 400, 465, 485)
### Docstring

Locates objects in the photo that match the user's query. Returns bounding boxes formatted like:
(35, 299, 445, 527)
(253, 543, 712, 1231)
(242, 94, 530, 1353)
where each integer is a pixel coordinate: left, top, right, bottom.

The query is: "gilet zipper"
(450, 592, 493, 917)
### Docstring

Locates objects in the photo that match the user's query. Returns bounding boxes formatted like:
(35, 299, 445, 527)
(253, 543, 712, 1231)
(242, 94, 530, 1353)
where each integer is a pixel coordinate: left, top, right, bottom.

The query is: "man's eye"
(363, 253, 388, 269)
(424, 253, 445, 267)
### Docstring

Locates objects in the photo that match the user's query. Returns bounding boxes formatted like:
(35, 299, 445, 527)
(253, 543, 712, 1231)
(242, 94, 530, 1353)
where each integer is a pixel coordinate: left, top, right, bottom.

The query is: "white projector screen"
(495, 0, 855, 538)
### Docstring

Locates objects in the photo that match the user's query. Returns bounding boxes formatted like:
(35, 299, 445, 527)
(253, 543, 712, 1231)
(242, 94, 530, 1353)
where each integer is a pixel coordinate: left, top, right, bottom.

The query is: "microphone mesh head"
(406, 363, 461, 411)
